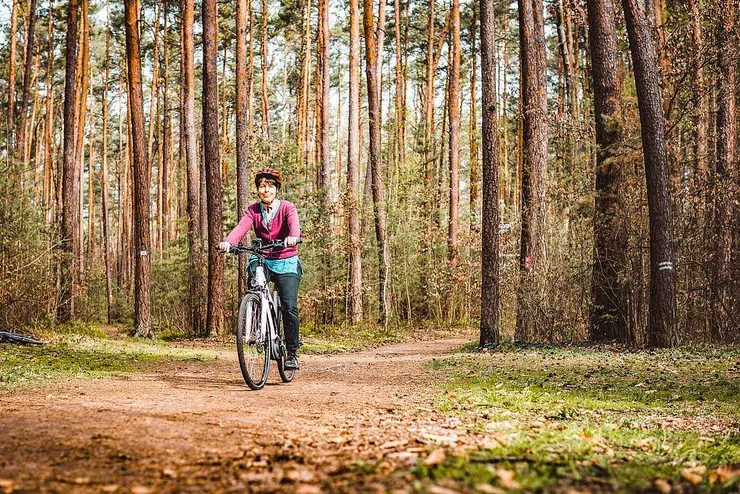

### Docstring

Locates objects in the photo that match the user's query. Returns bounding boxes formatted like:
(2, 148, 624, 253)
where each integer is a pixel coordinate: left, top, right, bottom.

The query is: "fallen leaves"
(423, 448, 447, 466)
(710, 463, 740, 484)
(653, 479, 671, 493)
(0, 479, 14, 494)
(495, 468, 520, 489)
(682, 465, 707, 484)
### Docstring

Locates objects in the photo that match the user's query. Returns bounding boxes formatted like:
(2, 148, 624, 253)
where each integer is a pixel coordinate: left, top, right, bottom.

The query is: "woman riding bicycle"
(218, 168, 302, 370)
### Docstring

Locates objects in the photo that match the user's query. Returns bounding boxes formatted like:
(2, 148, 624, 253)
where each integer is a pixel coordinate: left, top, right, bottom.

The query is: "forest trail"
(0, 337, 478, 493)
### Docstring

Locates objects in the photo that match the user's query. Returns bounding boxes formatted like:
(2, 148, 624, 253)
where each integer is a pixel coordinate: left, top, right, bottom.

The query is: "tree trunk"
(317, 0, 331, 195)
(689, 0, 708, 212)
(515, 0, 549, 342)
(147, 1, 162, 164)
(7, 0, 19, 151)
(74, 0, 89, 282)
(203, 0, 224, 336)
(363, 0, 391, 324)
(58, 0, 80, 323)
(101, 0, 113, 324)
(236, 0, 250, 297)
(479, 0, 500, 347)
(347, 0, 363, 325)
(124, 0, 153, 337)
(161, 0, 171, 248)
(43, 0, 54, 222)
(622, 0, 676, 348)
(447, 0, 461, 262)
(260, 0, 270, 140)
(16, 0, 39, 168)
(712, 1, 735, 341)
(182, 0, 204, 334)
(586, 0, 630, 342)
(469, 5, 479, 226)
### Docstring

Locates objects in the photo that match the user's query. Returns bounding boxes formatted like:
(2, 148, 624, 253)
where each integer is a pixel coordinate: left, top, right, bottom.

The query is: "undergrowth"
(417, 343, 740, 492)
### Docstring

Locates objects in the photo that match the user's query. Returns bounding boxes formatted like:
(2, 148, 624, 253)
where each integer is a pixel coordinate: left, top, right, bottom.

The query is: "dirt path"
(0, 338, 480, 493)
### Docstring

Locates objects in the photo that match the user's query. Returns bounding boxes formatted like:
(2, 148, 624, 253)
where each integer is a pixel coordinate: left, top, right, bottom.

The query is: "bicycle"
(224, 238, 300, 390)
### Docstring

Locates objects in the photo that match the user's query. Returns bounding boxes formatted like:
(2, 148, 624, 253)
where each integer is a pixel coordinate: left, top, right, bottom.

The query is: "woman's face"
(257, 179, 278, 204)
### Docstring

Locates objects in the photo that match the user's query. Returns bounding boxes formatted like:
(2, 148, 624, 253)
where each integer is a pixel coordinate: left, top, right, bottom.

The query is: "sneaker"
(284, 354, 299, 370)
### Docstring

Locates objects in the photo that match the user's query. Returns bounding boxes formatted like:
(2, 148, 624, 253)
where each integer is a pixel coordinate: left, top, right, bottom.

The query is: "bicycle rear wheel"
(236, 293, 270, 390)
(273, 294, 296, 383)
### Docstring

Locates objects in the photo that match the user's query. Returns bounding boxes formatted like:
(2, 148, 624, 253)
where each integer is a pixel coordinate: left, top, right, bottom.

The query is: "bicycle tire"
(273, 295, 296, 383)
(236, 293, 270, 390)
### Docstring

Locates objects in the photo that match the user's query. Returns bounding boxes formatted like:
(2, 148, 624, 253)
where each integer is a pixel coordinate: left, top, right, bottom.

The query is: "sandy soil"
(0, 338, 480, 493)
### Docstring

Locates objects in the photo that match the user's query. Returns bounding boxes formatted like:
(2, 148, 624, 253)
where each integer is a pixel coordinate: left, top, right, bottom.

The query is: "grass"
(416, 343, 740, 492)
(0, 324, 215, 389)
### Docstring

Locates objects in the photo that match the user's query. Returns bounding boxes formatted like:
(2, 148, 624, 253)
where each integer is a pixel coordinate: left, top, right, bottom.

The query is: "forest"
(0, 0, 737, 346)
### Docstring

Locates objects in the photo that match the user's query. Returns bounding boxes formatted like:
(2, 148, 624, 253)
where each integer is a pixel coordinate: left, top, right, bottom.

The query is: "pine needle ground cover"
(419, 344, 740, 492)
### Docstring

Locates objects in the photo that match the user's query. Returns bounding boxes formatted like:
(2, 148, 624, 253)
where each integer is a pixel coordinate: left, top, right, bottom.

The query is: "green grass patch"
(417, 344, 740, 492)
(0, 331, 215, 389)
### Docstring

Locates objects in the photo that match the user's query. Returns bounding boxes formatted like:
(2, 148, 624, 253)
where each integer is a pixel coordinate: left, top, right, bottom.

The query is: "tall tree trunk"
(689, 0, 708, 212)
(182, 0, 204, 334)
(260, 0, 270, 140)
(16, 0, 39, 168)
(394, 0, 403, 167)
(147, 1, 162, 164)
(58, 0, 80, 323)
(7, 0, 19, 152)
(622, 0, 676, 348)
(586, 0, 630, 342)
(236, 0, 250, 297)
(479, 0, 500, 347)
(515, 0, 549, 342)
(43, 0, 54, 222)
(347, 0, 363, 324)
(161, 0, 171, 248)
(712, 1, 735, 341)
(74, 0, 89, 282)
(448, 0, 461, 262)
(203, 0, 224, 336)
(469, 5, 479, 226)
(124, 0, 153, 337)
(318, 0, 331, 195)
(101, 0, 113, 324)
(362, 0, 391, 324)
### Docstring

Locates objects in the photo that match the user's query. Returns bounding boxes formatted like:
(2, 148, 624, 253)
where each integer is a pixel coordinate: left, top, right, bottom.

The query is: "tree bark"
(260, 0, 270, 140)
(7, 0, 19, 151)
(43, 0, 54, 222)
(712, 1, 736, 341)
(182, 0, 204, 335)
(203, 0, 224, 336)
(479, 0, 500, 347)
(448, 0, 461, 262)
(363, 0, 391, 324)
(622, 0, 676, 348)
(469, 5, 479, 225)
(58, 0, 80, 323)
(124, 0, 153, 337)
(317, 0, 331, 196)
(101, 0, 113, 324)
(515, 0, 549, 342)
(16, 0, 39, 167)
(586, 0, 630, 342)
(236, 0, 250, 297)
(347, 0, 363, 325)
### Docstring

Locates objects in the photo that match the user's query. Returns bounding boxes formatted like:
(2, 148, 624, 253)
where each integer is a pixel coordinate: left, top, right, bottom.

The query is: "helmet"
(254, 167, 282, 189)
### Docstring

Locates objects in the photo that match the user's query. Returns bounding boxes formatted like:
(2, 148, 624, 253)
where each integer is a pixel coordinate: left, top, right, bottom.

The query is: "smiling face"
(257, 178, 278, 205)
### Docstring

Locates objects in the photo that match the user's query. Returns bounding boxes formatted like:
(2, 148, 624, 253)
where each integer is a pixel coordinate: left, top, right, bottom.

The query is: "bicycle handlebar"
(221, 238, 302, 256)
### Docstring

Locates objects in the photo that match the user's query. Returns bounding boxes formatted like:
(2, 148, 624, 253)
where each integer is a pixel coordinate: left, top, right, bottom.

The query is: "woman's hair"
(254, 167, 282, 189)
(257, 177, 278, 189)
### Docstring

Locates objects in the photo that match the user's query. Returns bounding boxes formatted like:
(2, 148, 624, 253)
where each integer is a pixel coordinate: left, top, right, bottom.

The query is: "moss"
(418, 344, 740, 492)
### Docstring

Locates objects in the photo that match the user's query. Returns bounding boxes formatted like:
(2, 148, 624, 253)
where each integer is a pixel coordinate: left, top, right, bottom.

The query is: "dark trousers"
(248, 264, 302, 354)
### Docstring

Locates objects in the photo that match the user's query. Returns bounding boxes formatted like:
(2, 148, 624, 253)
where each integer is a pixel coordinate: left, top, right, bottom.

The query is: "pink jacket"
(225, 200, 301, 259)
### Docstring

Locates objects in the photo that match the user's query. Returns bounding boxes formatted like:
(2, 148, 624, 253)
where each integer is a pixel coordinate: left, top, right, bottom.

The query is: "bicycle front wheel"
(273, 295, 296, 383)
(236, 293, 270, 390)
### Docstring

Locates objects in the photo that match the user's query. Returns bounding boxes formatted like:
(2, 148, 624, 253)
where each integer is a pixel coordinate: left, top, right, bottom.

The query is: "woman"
(218, 168, 302, 370)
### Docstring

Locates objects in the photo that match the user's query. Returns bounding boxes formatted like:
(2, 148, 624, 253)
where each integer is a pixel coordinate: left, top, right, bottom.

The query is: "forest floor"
(0, 327, 739, 493)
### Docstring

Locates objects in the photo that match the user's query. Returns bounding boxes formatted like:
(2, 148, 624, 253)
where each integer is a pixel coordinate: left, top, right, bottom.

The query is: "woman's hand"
(217, 241, 232, 252)
(284, 236, 300, 247)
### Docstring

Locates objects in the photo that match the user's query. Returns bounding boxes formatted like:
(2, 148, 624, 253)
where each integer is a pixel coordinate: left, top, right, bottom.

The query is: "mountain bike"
(225, 239, 299, 390)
